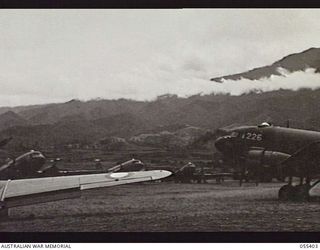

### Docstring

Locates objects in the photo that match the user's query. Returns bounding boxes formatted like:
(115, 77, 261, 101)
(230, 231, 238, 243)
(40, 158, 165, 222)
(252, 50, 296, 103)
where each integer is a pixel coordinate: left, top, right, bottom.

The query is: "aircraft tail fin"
(0, 137, 12, 149)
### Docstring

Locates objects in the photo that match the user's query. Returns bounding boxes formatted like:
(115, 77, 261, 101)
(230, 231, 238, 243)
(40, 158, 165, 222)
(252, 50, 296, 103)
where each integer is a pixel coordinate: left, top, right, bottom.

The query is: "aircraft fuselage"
(216, 125, 320, 156)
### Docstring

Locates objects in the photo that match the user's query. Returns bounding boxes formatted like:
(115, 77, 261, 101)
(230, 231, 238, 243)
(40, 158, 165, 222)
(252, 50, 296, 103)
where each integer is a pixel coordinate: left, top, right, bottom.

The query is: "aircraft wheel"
(278, 185, 294, 201)
(293, 185, 310, 202)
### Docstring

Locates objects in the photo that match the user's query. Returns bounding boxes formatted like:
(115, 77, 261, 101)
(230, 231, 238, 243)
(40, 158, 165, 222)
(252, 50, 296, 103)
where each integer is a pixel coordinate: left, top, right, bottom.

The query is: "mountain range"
(1, 47, 320, 150)
(210, 47, 320, 82)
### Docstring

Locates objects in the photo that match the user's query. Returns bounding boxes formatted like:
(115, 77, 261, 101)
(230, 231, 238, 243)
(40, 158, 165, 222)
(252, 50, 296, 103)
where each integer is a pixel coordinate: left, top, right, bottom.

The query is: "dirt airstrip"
(1, 181, 319, 232)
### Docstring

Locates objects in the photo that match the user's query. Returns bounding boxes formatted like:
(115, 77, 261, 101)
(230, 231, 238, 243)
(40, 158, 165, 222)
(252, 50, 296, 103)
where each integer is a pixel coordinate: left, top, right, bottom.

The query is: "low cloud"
(210, 68, 320, 95)
(107, 66, 320, 101)
(0, 10, 320, 106)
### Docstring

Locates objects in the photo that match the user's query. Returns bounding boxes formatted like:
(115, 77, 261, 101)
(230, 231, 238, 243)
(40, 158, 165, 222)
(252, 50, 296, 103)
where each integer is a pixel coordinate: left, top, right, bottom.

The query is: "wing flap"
(80, 177, 152, 190)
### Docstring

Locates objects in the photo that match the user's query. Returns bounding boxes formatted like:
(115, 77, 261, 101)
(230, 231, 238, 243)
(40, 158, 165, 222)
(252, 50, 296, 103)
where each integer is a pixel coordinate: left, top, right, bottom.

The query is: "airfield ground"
(1, 181, 320, 232)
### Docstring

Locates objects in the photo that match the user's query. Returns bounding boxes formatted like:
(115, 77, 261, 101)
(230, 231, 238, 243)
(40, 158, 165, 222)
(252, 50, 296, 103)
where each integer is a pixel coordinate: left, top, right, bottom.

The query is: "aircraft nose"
(33, 153, 46, 164)
(215, 136, 232, 153)
(37, 157, 46, 165)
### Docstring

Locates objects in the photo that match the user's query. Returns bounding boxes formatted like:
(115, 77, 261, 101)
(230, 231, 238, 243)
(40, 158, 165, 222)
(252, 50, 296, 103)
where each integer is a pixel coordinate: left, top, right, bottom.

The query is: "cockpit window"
(230, 131, 239, 137)
(30, 152, 42, 158)
(258, 122, 271, 128)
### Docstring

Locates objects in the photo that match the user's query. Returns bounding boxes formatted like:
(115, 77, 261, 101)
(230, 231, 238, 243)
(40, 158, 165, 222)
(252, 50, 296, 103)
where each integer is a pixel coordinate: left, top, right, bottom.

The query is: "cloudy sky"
(0, 9, 320, 107)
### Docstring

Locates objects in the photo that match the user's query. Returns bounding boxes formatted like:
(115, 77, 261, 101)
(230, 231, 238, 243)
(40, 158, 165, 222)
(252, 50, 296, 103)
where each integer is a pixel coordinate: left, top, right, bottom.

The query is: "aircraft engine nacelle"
(246, 150, 290, 167)
(245, 150, 290, 182)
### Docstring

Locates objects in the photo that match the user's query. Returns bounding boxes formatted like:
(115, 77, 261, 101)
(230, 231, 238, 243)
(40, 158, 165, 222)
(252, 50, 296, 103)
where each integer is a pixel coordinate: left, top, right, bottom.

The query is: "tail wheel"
(278, 185, 294, 201)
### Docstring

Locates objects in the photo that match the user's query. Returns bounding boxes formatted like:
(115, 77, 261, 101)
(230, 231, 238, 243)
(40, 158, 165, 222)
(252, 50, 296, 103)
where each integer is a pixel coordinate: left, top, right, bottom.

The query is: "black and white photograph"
(0, 8, 320, 237)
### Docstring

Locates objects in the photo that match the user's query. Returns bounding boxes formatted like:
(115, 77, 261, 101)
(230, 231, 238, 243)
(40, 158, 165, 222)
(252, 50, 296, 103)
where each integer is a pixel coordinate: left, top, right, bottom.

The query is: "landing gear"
(278, 184, 295, 201)
(293, 184, 310, 201)
(278, 177, 312, 201)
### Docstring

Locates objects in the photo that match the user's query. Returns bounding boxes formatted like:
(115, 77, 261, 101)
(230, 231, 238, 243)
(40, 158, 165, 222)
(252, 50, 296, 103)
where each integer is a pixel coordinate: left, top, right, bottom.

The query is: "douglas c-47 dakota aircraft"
(215, 122, 320, 201)
(0, 138, 171, 218)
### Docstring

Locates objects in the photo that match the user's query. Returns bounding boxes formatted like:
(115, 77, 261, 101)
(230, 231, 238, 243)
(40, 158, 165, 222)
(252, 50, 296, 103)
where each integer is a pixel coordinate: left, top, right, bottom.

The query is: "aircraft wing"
(0, 170, 171, 209)
(280, 141, 320, 177)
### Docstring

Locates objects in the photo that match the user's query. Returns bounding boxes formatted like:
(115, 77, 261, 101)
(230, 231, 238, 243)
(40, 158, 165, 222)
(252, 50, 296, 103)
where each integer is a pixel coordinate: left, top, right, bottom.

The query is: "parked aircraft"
(172, 162, 232, 183)
(0, 149, 146, 180)
(0, 139, 171, 218)
(214, 122, 320, 201)
(0, 137, 12, 149)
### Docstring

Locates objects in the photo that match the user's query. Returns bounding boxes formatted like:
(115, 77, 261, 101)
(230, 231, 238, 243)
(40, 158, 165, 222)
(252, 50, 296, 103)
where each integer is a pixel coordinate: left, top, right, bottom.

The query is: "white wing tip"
(151, 170, 172, 180)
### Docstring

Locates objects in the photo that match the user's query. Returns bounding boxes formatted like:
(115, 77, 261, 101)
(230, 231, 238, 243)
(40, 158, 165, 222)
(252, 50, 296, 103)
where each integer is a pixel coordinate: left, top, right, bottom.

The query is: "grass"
(1, 181, 320, 232)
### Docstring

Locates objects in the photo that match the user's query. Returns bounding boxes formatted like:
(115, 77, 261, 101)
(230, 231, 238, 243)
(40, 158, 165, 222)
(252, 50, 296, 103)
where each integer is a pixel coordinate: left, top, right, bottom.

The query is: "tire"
(278, 185, 294, 201)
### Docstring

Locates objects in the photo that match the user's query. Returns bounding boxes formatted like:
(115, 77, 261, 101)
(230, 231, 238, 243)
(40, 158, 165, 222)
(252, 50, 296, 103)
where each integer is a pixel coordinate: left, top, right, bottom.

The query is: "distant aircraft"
(0, 137, 12, 149)
(107, 159, 145, 173)
(214, 122, 320, 201)
(0, 140, 171, 218)
(0, 149, 146, 180)
(172, 162, 232, 184)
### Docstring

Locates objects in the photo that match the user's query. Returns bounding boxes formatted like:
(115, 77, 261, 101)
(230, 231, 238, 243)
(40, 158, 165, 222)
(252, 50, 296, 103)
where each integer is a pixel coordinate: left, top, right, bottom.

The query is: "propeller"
(229, 137, 260, 186)
(286, 120, 290, 128)
(190, 130, 217, 148)
(221, 135, 248, 187)
(237, 155, 248, 187)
